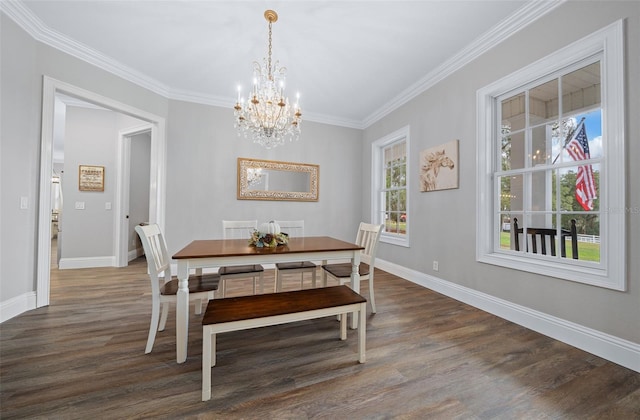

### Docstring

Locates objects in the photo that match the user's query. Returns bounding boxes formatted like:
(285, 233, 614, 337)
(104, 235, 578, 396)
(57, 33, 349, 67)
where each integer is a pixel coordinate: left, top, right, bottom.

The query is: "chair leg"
(194, 298, 203, 315)
(146, 300, 161, 354)
(336, 275, 346, 321)
(274, 268, 280, 292)
(252, 272, 263, 295)
(311, 268, 317, 288)
(259, 271, 264, 294)
(368, 275, 376, 314)
(158, 302, 170, 331)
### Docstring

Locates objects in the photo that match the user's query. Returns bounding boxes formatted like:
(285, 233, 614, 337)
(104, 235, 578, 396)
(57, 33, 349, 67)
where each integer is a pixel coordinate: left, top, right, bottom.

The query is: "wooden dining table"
(172, 236, 365, 363)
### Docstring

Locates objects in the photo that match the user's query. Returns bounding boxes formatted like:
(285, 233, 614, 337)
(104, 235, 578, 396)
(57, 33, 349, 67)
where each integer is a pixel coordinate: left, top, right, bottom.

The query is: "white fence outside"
(576, 234, 600, 244)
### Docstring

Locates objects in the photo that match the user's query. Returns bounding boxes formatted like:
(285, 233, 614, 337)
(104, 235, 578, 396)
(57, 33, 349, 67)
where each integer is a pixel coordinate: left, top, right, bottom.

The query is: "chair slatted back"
(222, 220, 258, 239)
(512, 218, 578, 259)
(356, 222, 383, 265)
(274, 220, 305, 238)
(135, 224, 172, 298)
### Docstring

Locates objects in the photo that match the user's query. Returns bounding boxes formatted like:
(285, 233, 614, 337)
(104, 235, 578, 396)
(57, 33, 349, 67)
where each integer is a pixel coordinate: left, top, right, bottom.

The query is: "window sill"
(478, 251, 624, 291)
(381, 234, 409, 248)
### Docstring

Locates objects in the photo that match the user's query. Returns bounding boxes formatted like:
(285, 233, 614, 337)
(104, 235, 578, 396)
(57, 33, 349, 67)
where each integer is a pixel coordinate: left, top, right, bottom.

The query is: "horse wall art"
(420, 140, 459, 192)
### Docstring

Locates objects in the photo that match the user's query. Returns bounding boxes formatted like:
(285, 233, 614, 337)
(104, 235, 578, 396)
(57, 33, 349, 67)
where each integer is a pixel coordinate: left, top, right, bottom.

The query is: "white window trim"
(372, 125, 410, 247)
(476, 20, 625, 291)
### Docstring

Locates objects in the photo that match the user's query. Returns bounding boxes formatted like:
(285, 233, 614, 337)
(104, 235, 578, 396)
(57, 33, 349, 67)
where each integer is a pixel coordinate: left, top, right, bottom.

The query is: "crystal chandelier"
(234, 10, 302, 149)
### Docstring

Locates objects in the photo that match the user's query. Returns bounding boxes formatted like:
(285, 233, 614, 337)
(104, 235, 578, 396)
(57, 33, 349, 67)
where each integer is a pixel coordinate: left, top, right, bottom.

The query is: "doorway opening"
(116, 126, 152, 267)
(38, 76, 166, 308)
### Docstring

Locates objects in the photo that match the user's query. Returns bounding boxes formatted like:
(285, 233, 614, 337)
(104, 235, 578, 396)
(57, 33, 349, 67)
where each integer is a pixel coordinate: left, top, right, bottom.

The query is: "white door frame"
(38, 76, 166, 307)
(116, 125, 152, 267)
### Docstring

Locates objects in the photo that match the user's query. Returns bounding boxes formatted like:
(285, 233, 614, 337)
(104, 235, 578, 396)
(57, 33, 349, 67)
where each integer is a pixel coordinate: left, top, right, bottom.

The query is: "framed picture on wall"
(419, 139, 459, 192)
(78, 165, 105, 192)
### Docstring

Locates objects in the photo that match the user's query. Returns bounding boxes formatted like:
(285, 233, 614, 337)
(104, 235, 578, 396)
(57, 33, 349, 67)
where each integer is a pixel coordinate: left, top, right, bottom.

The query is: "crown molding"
(302, 112, 364, 130)
(166, 88, 232, 109)
(362, 0, 566, 128)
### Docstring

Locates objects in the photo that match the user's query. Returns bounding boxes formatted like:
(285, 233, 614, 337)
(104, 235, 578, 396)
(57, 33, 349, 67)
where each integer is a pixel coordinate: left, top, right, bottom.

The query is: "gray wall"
(61, 107, 118, 259)
(363, 1, 640, 344)
(1, 13, 40, 300)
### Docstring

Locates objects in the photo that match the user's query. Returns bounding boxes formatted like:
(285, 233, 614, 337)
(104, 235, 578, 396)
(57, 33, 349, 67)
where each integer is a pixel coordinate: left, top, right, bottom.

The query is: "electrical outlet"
(75, 201, 85, 210)
(433, 260, 439, 271)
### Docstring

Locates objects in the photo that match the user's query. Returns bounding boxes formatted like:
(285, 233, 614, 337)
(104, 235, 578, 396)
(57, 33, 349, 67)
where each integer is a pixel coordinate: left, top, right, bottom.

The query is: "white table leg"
(176, 261, 189, 363)
(350, 252, 361, 329)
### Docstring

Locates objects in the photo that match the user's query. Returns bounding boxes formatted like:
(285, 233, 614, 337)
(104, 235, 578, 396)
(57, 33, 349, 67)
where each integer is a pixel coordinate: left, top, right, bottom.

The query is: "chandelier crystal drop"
(234, 10, 302, 149)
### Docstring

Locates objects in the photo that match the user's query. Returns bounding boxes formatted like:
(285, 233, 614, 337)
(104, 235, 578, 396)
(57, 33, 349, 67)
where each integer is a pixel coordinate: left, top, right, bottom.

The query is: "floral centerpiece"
(249, 230, 289, 248)
(249, 221, 289, 248)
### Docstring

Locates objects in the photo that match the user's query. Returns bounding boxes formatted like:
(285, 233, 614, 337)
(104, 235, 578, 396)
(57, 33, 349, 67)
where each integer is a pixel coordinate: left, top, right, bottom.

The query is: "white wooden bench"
(201, 285, 367, 401)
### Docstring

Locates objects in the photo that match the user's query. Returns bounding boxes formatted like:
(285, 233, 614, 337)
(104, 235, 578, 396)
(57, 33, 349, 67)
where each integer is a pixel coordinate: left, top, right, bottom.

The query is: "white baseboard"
(59, 256, 115, 269)
(128, 247, 143, 262)
(375, 258, 640, 373)
(0, 292, 36, 323)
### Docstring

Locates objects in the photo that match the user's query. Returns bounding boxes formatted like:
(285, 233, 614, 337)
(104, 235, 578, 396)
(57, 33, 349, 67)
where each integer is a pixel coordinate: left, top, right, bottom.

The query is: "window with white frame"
(372, 126, 409, 247)
(476, 21, 625, 290)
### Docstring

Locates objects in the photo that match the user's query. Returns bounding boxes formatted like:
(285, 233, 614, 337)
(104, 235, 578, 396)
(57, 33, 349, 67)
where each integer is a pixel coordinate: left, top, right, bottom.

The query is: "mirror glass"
(237, 158, 319, 201)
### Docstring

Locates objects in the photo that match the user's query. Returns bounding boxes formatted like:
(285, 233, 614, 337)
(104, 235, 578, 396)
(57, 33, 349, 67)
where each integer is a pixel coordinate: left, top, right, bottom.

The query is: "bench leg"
(202, 327, 212, 401)
(358, 302, 366, 363)
(340, 312, 347, 340)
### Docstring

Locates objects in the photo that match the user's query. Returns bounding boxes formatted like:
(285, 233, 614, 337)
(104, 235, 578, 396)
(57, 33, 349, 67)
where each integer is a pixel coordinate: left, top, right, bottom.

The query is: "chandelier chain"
(267, 21, 272, 80)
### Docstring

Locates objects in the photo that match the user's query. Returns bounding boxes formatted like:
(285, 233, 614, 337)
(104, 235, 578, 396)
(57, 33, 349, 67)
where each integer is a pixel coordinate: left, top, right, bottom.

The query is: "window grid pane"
(495, 62, 602, 264)
(381, 140, 407, 237)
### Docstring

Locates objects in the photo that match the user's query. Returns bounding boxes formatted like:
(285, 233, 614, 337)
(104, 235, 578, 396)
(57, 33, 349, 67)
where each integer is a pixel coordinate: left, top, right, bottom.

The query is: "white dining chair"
(218, 220, 265, 297)
(135, 224, 219, 354)
(274, 220, 317, 292)
(322, 222, 383, 313)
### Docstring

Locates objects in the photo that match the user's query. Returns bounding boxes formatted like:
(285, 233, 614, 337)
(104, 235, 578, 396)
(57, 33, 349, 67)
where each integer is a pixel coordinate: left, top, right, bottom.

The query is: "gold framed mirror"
(237, 158, 319, 201)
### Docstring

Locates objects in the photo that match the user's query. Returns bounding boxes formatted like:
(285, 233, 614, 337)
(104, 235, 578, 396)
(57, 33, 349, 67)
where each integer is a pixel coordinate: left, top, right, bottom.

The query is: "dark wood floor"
(1, 249, 639, 419)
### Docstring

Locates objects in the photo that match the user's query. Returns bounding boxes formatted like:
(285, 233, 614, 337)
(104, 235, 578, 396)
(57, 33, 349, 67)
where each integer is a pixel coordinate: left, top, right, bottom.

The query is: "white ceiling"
(6, 1, 561, 128)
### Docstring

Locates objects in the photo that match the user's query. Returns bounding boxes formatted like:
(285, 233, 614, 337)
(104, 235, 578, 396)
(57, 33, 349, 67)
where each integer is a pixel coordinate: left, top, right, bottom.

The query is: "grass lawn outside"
(385, 221, 407, 235)
(499, 232, 600, 262)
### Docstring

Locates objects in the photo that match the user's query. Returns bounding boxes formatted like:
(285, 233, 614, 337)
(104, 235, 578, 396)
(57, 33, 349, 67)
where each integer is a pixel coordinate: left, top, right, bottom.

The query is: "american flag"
(566, 121, 597, 211)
